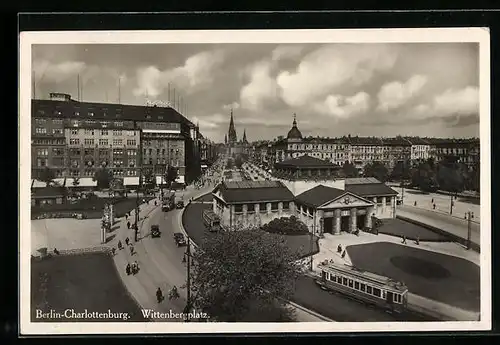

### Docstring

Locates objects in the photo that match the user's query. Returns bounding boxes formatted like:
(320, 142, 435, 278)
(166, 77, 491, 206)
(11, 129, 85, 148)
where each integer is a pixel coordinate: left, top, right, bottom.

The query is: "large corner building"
(31, 92, 210, 188)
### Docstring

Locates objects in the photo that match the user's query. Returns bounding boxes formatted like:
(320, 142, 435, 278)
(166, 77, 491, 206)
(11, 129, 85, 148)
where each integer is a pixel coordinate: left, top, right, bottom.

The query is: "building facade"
(224, 109, 250, 157)
(211, 178, 397, 233)
(32, 92, 204, 188)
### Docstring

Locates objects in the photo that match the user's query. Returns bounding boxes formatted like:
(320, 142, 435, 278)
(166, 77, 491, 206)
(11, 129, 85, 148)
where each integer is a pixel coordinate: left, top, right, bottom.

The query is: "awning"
(79, 178, 97, 187)
(31, 180, 47, 188)
(124, 177, 140, 186)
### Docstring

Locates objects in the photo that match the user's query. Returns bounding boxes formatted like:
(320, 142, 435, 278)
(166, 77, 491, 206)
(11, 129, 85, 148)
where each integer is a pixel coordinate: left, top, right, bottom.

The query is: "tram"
(315, 261, 408, 313)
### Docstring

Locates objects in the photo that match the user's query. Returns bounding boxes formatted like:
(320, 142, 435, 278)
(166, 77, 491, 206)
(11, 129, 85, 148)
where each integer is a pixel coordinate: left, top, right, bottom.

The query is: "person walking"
(341, 250, 346, 259)
(125, 263, 131, 275)
(402, 235, 407, 244)
(156, 287, 163, 303)
(127, 221, 130, 229)
(125, 237, 129, 246)
(130, 245, 135, 256)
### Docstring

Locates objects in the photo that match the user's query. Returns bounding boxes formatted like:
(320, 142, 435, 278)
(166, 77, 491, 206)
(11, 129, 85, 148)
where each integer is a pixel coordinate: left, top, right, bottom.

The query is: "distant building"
(31, 186, 67, 207)
(274, 155, 340, 180)
(224, 109, 250, 157)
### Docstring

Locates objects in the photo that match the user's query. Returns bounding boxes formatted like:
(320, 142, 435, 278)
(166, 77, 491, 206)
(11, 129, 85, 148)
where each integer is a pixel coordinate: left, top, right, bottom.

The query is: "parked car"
(173, 232, 187, 246)
(151, 225, 161, 238)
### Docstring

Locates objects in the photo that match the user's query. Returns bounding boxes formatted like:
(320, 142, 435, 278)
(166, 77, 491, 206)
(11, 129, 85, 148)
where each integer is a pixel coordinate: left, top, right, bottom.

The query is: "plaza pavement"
(307, 231, 480, 321)
(392, 186, 481, 222)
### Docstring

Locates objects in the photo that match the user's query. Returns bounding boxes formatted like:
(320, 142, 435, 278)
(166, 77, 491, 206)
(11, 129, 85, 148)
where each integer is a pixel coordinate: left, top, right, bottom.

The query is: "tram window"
(360, 283, 366, 292)
(354, 281, 360, 290)
(372, 287, 381, 298)
(336, 276, 342, 283)
(393, 294, 399, 303)
(342, 277, 348, 285)
(322, 271, 327, 279)
(366, 286, 372, 294)
(348, 279, 353, 288)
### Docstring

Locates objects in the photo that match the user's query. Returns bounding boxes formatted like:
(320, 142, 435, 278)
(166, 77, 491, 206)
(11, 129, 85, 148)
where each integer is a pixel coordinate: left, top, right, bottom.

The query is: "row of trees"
(339, 157, 479, 193)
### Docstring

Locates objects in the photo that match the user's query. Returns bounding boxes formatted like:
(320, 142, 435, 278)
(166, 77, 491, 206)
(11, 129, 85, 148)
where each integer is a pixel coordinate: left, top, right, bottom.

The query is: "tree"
(363, 161, 389, 182)
(191, 229, 305, 322)
(39, 167, 55, 186)
(143, 169, 156, 189)
(93, 168, 113, 189)
(437, 161, 466, 194)
(390, 160, 411, 181)
(342, 161, 359, 178)
(261, 216, 309, 235)
(164, 166, 179, 189)
(411, 162, 438, 193)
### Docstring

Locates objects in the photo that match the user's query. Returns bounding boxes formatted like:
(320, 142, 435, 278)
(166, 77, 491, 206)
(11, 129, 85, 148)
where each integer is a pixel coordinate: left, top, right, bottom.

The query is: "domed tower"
(287, 113, 303, 142)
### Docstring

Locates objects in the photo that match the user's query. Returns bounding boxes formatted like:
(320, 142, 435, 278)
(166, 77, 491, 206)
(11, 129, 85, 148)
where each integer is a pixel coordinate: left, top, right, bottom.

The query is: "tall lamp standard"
(134, 167, 142, 242)
(183, 235, 193, 322)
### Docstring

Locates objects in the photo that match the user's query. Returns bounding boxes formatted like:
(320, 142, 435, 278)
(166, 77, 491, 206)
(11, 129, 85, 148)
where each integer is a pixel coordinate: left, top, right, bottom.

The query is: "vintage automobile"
(151, 225, 161, 238)
(173, 232, 187, 247)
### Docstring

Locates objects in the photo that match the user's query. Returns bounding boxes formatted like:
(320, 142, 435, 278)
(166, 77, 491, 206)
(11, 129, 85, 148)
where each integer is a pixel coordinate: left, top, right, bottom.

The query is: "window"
(52, 148, 64, 156)
(101, 130, 108, 136)
(37, 158, 46, 167)
(84, 129, 94, 135)
(113, 139, 123, 146)
(53, 128, 63, 135)
(149, 149, 152, 155)
(126, 130, 135, 136)
(336, 276, 342, 284)
(366, 286, 372, 294)
(127, 150, 136, 156)
(53, 119, 63, 125)
(271, 202, 279, 211)
(354, 281, 360, 290)
(70, 139, 80, 145)
(247, 204, 255, 213)
(36, 149, 48, 156)
(35, 119, 46, 125)
(99, 139, 109, 146)
(360, 283, 366, 292)
(113, 130, 122, 136)
(88, 112, 94, 117)
(35, 127, 47, 134)
(342, 277, 348, 285)
(84, 139, 94, 145)
(115, 121, 123, 127)
(162, 149, 166, 155)
(259, 203, 267, 212)
(282, 202, 289, 210)
(71, 129, 78, 135)
(234, 205, 243, 213)
(348, 279, 353, 288)
(158, 115, 163, 120)
(372, 287, 381, 298)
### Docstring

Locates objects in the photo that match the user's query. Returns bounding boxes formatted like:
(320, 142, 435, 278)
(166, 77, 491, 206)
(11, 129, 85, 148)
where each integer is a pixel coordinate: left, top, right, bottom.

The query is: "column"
(334, 209, 341, 235)
(319, 218, 324, 237)
(243, 204, 248, 226)
(350, 208, 357, 232)
(381, 197, 386, 216)
(278, 202, 283, 217)
(267, 202, 271, 214)
(391, 196, 396, 218)
(373, 196, 378, 212)
(365, 206, 374, 228)
(212, 198, 217, 214)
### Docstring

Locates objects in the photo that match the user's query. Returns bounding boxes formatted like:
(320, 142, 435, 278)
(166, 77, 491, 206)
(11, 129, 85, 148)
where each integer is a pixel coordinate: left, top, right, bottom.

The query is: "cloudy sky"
(32, 43, 479, 142)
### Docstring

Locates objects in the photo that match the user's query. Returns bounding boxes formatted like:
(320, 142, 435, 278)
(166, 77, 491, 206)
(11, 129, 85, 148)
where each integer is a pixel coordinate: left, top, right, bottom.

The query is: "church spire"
(242, 128, 247, 143)
(228, 108, 237, 143)
(224, 134, 227, 144)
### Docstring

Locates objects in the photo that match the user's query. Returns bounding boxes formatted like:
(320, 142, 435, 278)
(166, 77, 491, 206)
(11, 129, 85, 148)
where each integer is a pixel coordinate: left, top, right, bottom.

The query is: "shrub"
(261, 216, 309, 236)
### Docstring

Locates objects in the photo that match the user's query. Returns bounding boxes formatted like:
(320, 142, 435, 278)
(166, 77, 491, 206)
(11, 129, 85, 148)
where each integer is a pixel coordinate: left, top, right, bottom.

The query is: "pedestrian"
(125, 263, 131, 275)
(154, 200, 157, 206)
(112, 247, 116, 256)
(402, 235, 407, 244)
(134, 260, 139, 272)
(433, 203, 436, 210)
(415, 236, 420, 245)
(341, 250, 346, 259)
(127, 221, 130, 229)
(431, 198, 434, 204)
(130, 245, 135, 256)
(125, 237, 129, 246)
(118, 240, 123, 250)
(125, 214, 128, 221)
(414, 201, 417, 207)
(156, 287, 163, 303)
(337, 244, 342, 253)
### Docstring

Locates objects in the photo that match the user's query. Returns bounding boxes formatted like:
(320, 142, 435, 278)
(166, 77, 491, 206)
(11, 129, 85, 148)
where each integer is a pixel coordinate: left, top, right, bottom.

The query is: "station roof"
(214, 180, 294, 204)
(31, 186, 66, 198)
(345, 183, 397, 197)
(294, 185, 346, 208)
(345, 177, 382, 185)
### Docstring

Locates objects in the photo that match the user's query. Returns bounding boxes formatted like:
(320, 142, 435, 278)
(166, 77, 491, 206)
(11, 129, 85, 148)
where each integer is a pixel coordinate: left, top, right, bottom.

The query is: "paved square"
(346, 242, 480, 312)
(378, 218, 450, 242)
(31, 252, 146, 322)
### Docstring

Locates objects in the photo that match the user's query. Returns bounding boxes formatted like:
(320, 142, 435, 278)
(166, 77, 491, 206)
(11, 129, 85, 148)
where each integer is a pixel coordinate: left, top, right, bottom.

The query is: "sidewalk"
(407, 293, 479, 321)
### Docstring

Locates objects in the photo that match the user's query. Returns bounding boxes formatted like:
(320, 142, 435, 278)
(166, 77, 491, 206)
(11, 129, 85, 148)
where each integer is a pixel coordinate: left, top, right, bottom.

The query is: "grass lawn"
(32, 196, 155, 219)
(347, 242, 480, 312)
(31, 252, 147, 322)
(378, 218, 450, 242)
(182, 203, 319, 258)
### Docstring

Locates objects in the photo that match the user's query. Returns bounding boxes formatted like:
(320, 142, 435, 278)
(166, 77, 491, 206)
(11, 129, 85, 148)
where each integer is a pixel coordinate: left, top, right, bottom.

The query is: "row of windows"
(289, 144, 348, 151)
(144, 148, 180, 155)
(68, 148, 138, 156)
(323, 271, 404, 304)
(143, 158, 180, 166)
(69, 138, 136, 146)
(35, 118, 64, 125)
(233, 202, 290, 213)
(32, 139, 66, 145)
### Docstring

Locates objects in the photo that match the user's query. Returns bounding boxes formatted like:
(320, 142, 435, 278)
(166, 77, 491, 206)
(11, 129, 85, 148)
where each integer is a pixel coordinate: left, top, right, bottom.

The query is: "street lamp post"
(134, 168, 141, 242)
(466, 211, 474, 250)
(449, 193, 454, 215)
(309, 212, 316, 271)
(185, 236, 192, 322)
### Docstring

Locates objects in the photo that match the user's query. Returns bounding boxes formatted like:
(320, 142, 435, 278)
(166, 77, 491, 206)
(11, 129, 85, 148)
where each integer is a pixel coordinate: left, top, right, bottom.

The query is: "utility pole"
(449, 193, 454, 215)
(310, 212, 316, 271)
(401, 181, 405, 204)
(135, 168, 141, 242)
(466, 211, 474, 250)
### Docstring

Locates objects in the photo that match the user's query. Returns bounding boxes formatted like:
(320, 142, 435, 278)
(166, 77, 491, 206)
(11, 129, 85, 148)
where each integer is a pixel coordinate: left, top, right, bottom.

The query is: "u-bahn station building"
(211, 176, 398, 235)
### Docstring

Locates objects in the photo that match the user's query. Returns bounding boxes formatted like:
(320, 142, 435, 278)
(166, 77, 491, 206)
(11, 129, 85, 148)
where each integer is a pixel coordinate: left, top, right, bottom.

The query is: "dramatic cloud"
(240, 60, 278, 111)
(377, 75, 428, 111)
(271, 45, 304, 61)
(277, 44, 399, 107)
(433, 86, 479, 116)
(314, 92, 371, 119)
(33, 60, 86, 83)
(133, 50, 225, 98)
(223, 102, 240, 110)
(191, 113, 226, 130)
